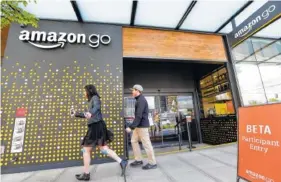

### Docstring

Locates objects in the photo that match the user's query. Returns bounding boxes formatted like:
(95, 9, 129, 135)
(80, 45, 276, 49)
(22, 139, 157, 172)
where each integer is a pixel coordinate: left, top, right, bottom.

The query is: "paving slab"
(53, 165, 95, 182)
(93, 162, 122, 181)
(1, 144, 239, 182)
(177, 153, 225, 170)
(206, 166, 237, 182)
(156, 155, 216, 182)
(217, 145, 238, 154)
(156, 155, 194, 172)
(1, 171, 34, 182)
(126, 167, 171, 182)
(22, 168, 64, 182)
(173, 170, 217, 182)
(198, 150, 237, 168)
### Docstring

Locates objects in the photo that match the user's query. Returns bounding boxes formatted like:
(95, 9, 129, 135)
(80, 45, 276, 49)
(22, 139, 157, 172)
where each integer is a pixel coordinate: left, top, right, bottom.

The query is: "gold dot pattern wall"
(1, 57, 124, 167)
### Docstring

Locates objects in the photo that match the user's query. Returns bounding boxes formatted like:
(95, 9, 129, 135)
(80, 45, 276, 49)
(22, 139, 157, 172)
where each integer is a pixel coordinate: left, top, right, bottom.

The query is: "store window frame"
(229, 36, 281, 107)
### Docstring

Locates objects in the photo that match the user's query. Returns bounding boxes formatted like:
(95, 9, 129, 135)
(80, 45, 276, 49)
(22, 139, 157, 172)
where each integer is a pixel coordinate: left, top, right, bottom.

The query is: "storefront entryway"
(124, 93, 196, 148)
(123, 58, 223, 148)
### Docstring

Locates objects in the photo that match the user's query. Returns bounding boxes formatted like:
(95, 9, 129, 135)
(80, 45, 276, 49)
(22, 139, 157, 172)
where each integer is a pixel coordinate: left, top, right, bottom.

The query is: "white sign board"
(11, 118, 26, 153)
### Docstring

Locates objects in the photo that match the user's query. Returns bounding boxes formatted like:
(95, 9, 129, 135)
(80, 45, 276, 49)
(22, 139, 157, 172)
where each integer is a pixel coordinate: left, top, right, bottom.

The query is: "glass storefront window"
(231, 18, 281, 106)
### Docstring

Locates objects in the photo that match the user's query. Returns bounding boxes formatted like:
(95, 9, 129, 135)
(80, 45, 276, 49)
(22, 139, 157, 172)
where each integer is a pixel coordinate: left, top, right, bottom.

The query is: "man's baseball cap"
(130, 84, 144, 92)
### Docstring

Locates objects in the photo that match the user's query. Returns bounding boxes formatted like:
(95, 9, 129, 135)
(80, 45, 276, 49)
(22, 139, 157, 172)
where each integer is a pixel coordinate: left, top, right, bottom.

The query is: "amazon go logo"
(19, 30, 111, 49)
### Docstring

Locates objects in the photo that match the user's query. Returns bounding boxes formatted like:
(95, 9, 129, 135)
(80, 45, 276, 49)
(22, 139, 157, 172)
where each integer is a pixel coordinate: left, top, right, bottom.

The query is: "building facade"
(1, 0, 280, 174)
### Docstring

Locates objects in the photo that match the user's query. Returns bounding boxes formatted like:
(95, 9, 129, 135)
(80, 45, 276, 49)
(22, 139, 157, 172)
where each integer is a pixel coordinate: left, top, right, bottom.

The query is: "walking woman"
(72, 84, 128, 181)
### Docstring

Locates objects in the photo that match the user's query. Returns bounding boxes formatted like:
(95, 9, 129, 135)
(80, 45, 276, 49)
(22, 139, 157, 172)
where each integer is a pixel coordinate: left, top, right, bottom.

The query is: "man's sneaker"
(120, 159, 128, 176)
(130, 160, 143, 167)
(75, 173, 90, 181)
(142, 163, 157, 170)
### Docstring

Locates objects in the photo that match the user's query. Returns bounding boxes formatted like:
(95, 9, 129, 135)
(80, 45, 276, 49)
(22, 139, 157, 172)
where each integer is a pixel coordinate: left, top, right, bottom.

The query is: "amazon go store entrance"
(123, 59, 227, 148)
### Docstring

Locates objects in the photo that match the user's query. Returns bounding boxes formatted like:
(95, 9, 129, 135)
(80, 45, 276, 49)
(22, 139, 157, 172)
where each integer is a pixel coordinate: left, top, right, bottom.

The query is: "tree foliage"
(1, 0, 38, 29)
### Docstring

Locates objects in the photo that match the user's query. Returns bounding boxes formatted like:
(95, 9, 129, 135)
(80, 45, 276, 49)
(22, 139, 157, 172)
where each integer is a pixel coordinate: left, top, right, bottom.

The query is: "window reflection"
(255, 40, 281, 62)
(235, 62, 267, 106)
(232, 39, 256, 62)
(259, 63, 281, 103)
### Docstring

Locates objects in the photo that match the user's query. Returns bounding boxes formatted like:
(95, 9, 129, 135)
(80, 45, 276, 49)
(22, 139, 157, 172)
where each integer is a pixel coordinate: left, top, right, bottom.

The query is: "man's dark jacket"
(129, 94, 150, 129)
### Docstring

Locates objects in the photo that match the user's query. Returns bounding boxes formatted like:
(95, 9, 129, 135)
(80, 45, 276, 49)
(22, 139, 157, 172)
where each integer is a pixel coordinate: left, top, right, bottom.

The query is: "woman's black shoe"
(120, 160, 128, 176)
(75, 173, 90, 181)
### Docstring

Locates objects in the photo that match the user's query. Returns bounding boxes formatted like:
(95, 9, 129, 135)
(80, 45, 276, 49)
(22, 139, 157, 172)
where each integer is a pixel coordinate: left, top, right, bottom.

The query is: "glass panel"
(76, 0, 132, 24)
(259, 63, 281, 103)
(251, 38, 275, 54)
(177, 95, 194, 118)
(254, 40, 281, 63)
(135, 0, 192, 28)
(124, 97, 135, 119)
(232, 39, 256, 62)
(20, 0, 77, 21)
(159, 96, 177, 142)
(181, 1, 248, 32)
(234, 62, 267, 106)
(219, 22, 233, 34)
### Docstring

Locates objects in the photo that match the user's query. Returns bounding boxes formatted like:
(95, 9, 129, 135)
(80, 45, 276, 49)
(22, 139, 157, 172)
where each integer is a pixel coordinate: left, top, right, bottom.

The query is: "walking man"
(126, 84, 157, 170)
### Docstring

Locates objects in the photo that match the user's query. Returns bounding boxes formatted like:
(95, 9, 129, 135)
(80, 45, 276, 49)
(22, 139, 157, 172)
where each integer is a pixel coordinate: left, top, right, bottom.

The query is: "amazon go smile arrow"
(19, 30, 111, 49)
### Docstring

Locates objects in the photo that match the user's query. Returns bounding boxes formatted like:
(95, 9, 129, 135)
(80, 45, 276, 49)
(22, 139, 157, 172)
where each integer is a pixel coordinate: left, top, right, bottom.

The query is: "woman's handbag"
(102, 120, 114, 142)
(107, 129, 114, 143)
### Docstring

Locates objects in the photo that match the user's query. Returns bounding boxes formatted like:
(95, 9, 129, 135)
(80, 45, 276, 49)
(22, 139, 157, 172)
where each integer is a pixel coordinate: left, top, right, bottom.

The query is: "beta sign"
(238, 104, 281, 182)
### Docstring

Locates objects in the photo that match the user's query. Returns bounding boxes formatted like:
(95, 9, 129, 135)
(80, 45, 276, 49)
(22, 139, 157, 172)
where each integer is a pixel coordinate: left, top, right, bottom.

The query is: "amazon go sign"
(234, 5, 276, 39)
(19, 30, 111, 49)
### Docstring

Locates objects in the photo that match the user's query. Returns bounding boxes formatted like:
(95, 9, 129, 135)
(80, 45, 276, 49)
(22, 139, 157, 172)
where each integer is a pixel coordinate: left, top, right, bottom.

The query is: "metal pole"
(124, 118, 129, 160)
(157, 90, 164, 146)
(187, 122, 192, 151)
(236, 177, 240, 182)
(176, 114, 182, 150)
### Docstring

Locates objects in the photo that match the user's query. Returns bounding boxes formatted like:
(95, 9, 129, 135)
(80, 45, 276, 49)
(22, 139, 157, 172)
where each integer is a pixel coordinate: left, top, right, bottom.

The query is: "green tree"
(1, 0, 38, 29)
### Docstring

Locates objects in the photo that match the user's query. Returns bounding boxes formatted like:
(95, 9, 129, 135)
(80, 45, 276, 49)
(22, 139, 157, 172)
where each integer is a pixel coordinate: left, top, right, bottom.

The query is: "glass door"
(124, 93, 196, 147)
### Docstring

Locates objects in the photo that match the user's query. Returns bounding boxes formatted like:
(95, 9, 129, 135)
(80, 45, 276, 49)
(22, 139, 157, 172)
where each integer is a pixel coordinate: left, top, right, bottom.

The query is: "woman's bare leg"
(99, 145, 128, 176)
(83, 146, 92, 174)
(99, 145, 122, 163)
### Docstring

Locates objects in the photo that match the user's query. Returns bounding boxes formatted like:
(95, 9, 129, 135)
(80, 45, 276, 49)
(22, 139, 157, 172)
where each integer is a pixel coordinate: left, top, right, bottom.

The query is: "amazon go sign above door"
(19, 30, 111, 49)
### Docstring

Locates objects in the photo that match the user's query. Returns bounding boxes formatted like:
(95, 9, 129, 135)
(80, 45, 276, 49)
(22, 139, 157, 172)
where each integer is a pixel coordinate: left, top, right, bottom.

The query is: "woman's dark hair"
(84, 84, 100, 101)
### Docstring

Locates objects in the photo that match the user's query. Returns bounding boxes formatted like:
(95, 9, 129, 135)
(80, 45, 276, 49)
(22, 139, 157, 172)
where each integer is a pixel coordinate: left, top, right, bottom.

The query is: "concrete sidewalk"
(1, 144, 240, 182)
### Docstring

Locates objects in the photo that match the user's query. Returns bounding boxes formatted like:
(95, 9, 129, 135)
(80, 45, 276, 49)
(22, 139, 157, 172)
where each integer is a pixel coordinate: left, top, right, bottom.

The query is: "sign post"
(186, 116, 192, 151)
(237, 104, 281, 182)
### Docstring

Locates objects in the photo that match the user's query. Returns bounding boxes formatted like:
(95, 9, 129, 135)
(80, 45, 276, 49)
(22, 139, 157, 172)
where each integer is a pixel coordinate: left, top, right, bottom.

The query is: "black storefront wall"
(1, 21, 124, 174)
(124, 60, 195, 93)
